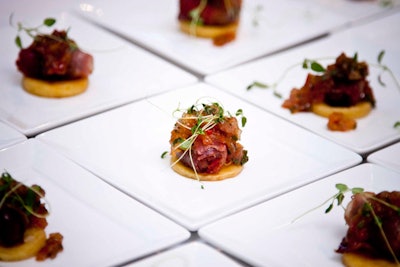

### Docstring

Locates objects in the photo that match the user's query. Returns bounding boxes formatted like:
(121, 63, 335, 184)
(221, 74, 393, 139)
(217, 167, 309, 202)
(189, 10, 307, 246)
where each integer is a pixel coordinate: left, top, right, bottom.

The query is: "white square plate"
(0, 11, 196, 136)
(75, 0, 344, 76)
(0, 139, 189, 267)
(206, 12, 400, 155)
(199, 163, 400, 267)
(127, 241, 242, 267)
(368, 141, 400, 173)
(37, 83, 361, 230)
(0, 121, 26, 149)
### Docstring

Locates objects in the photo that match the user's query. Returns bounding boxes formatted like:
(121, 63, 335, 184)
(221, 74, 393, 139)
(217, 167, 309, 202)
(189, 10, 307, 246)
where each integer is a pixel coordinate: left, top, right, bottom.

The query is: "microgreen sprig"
(324, 183, 364, 213)
(10, 14, 56, 49)
(10, 14, 77, 51)
(292, 183, 364, 223)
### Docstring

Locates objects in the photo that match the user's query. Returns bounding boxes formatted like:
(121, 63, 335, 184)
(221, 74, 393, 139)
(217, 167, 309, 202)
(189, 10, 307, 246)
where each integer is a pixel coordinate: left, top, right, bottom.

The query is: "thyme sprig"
(0, 171, 49, 219)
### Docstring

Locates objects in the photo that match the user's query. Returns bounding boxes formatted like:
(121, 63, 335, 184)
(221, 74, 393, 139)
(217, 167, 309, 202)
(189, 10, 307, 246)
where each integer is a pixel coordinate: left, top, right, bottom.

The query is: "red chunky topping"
(178, 0, 242, 26)
(337, 191, 400, 262)
(282, 53, 376, 113)
(170, 103, 248, 174)
(16, 30, 93, 81)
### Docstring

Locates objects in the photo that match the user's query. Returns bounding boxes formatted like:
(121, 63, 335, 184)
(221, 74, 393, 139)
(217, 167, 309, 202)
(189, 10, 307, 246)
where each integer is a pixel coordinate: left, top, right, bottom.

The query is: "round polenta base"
(0, 228, 46, 261)
(342, 253, 399, 267)
(179, 20, 238, 39)
(22, 76, 88, 98)
(171, 157, 243, 181)
(312, 102, 372, 119)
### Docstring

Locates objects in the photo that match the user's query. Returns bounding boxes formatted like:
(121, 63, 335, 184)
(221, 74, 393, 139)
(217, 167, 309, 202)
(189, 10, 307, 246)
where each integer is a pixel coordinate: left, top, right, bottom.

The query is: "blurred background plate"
(75, 0, 344, 76)
(0, 10, 197, 136)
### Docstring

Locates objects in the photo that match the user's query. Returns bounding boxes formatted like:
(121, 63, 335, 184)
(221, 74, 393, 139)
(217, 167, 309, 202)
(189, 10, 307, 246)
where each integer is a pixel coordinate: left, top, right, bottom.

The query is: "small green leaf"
(335, 183, 348, 192)
(336, 193, 345, 206)
(310, 61, 325, 72)
(377, 50, 385, 64)
(173, 137, 184, 145)
(302, 59, 309, 69)
(15, 35, 22, 49)
(394, 121, 400, 128)
(236, 109, 243, 116)
(352, 187, 364, 194)
(161, 151, 168, 159)
(43, 18, 56, 27)
(241, 116, 247, 127)
(378, 75, 386, 87)
(353, 52, 358, 62)
(179, 139, 192, 150)
(325, 203, 333, 213)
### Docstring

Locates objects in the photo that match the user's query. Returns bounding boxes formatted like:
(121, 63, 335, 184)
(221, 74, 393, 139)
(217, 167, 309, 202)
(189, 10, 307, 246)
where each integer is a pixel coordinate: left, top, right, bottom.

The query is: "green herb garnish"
(10, 14, 56, 49)
(0, 171, 48, 219)
(10, 14, 77, 51)
(164, 99, 247, 188)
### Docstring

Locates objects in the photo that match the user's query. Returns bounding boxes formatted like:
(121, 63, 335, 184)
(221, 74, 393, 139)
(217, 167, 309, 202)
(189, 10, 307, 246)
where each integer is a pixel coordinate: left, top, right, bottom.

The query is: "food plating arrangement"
(0, 0, 399, 266)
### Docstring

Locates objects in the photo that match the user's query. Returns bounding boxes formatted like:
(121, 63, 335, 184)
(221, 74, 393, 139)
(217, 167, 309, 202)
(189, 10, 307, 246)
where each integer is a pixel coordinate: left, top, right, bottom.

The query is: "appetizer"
(169, 101, 248, 181)
(282, 53, 376, 131)
(338, 190, 400, 267)
(15, 18, 93, 98)
(178, 0, 242, 46)
(0, 171, 63, 262)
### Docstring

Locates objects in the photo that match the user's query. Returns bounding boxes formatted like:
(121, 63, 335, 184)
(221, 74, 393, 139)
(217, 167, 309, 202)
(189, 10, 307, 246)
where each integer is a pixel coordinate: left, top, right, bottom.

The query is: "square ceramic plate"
(206, 12, 400, 155)
(0, 11, 196, 136)
(126, 241, 242, 267)
(199, 163, 400, 267)
(75, 0, 343, 76)
(37, 83, 361, 231)
(0, 139, 189, 267)
(0, 121, 26, 149)
(368, 141, 400, 173)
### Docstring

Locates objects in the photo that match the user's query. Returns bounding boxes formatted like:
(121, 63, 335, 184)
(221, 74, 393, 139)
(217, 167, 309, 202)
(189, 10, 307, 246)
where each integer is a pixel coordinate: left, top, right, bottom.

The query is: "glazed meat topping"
(282, 53, 376, 113)
(178, 0, 242, 26)
(170, 103, 248, 174)
(16, 30, 93, 81)
(337, 191, 400, 262)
